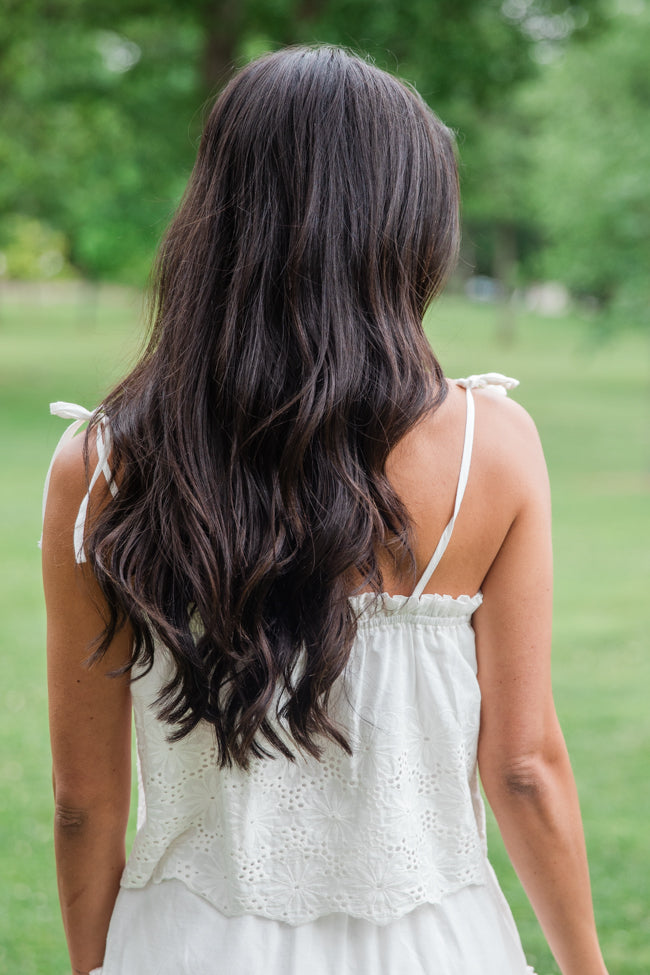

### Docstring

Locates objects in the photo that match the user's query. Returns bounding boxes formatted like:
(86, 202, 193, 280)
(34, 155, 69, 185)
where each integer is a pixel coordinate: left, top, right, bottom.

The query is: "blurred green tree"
(521, 2, 650, 326)
(0, 0, 602, 283)
(0, 4, 202, 281)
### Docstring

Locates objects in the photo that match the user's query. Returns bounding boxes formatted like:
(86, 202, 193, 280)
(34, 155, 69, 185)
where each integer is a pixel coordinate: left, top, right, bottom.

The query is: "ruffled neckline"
(348, 590, 483, 621)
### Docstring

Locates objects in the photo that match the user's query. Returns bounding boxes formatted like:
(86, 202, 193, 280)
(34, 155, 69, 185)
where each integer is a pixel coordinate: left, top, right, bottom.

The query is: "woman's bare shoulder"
(45, 433, 89, 534)
(49, 428, 87, 482)
(43, 425, 112, 560)
(470, 381, 540, 435)
(470, 386, 549, 506)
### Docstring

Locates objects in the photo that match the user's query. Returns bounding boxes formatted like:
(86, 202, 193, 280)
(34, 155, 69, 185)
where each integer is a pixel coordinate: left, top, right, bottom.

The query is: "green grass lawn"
(1, 288, 648, 974)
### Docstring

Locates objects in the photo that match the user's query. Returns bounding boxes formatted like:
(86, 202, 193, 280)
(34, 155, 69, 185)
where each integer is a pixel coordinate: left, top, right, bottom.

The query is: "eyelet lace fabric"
(122, 591, 490, 925)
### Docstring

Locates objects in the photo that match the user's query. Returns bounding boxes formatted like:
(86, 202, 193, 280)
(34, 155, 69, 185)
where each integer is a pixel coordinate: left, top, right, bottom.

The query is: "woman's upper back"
(368, 374, 538, 600)
(44, 372, 535, 604)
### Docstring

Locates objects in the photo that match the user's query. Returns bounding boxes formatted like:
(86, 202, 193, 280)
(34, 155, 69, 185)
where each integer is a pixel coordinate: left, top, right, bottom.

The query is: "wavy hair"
(86, 46, 460, 768)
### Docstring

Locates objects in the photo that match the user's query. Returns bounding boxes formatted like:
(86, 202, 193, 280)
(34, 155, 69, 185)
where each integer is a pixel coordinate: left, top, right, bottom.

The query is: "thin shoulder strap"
(410, 371, 519, 598)
(411, 386, 475, 599)
(40, 402, 118, 563)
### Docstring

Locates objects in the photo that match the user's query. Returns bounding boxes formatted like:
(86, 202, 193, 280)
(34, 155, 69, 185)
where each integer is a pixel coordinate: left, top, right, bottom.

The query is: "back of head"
(88, 46, 461, 768)
(159, 46, 459, 372)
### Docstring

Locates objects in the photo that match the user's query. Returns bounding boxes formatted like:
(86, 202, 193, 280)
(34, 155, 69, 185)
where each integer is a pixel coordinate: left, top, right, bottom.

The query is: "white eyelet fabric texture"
(122, 591, 489, 925)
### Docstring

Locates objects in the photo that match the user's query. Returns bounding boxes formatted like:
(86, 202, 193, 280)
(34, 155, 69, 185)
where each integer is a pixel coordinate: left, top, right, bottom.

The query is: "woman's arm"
(42, 434, 132, 975)
(473, 402, 608, 975)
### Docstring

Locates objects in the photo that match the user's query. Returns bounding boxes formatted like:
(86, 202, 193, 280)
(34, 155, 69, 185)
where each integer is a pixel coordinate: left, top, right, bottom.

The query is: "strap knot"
(454, 373, 519, 395)
(41, 402, 117, 562)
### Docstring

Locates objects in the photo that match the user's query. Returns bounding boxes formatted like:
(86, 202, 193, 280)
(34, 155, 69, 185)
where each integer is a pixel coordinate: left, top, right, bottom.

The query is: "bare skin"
(43, 379, 608, 975)
(43, 436, 132, 975)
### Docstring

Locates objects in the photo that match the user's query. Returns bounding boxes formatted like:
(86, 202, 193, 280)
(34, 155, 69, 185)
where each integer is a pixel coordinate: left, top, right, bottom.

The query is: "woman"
(42, 46, 609, 975)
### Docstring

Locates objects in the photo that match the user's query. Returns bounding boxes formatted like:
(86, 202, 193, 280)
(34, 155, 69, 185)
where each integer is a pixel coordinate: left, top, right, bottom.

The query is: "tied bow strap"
(41, 402, 117, 562)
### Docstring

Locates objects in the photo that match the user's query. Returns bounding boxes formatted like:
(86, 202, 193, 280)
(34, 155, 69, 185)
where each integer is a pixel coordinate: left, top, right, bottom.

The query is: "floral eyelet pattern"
(122, 593, 490, 924)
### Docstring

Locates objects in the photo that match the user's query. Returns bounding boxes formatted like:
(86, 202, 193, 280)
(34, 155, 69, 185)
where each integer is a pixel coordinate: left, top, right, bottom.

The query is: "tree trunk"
(202, 0, 244, 92)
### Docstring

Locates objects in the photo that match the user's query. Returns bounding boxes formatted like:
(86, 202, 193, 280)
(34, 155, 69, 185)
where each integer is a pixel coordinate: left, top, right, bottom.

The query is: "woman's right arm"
(473, 402, 608, 975)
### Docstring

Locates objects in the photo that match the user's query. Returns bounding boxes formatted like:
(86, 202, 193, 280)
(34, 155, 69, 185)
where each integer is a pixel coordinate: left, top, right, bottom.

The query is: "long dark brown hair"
(86, 46, 460, 768)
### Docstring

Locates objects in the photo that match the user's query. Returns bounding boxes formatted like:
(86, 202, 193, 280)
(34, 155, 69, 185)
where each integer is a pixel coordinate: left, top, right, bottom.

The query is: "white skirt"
(94, 862, 535, 975)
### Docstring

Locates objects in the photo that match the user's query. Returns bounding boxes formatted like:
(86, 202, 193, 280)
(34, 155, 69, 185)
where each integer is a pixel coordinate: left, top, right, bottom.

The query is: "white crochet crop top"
(43, 373, 519, 926)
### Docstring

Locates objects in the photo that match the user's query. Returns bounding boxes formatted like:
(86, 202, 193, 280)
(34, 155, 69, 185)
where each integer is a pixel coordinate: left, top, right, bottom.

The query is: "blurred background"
(0, 1, 648, 973)
(1, 0, 649, 327)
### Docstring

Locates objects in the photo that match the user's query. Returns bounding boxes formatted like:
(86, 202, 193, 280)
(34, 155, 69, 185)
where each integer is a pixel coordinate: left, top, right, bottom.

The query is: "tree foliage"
(0, 5, 202, 280)
(521, 2, 650, 323)
(0, 0, 613, 290)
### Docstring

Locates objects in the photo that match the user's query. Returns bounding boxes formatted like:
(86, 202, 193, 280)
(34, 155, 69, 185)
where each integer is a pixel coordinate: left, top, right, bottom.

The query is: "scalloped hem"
(123, 867, 489, 927)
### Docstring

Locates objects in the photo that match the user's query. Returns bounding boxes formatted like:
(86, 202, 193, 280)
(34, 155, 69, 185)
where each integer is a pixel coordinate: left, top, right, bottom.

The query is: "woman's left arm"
(42, 434, 132, 975)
